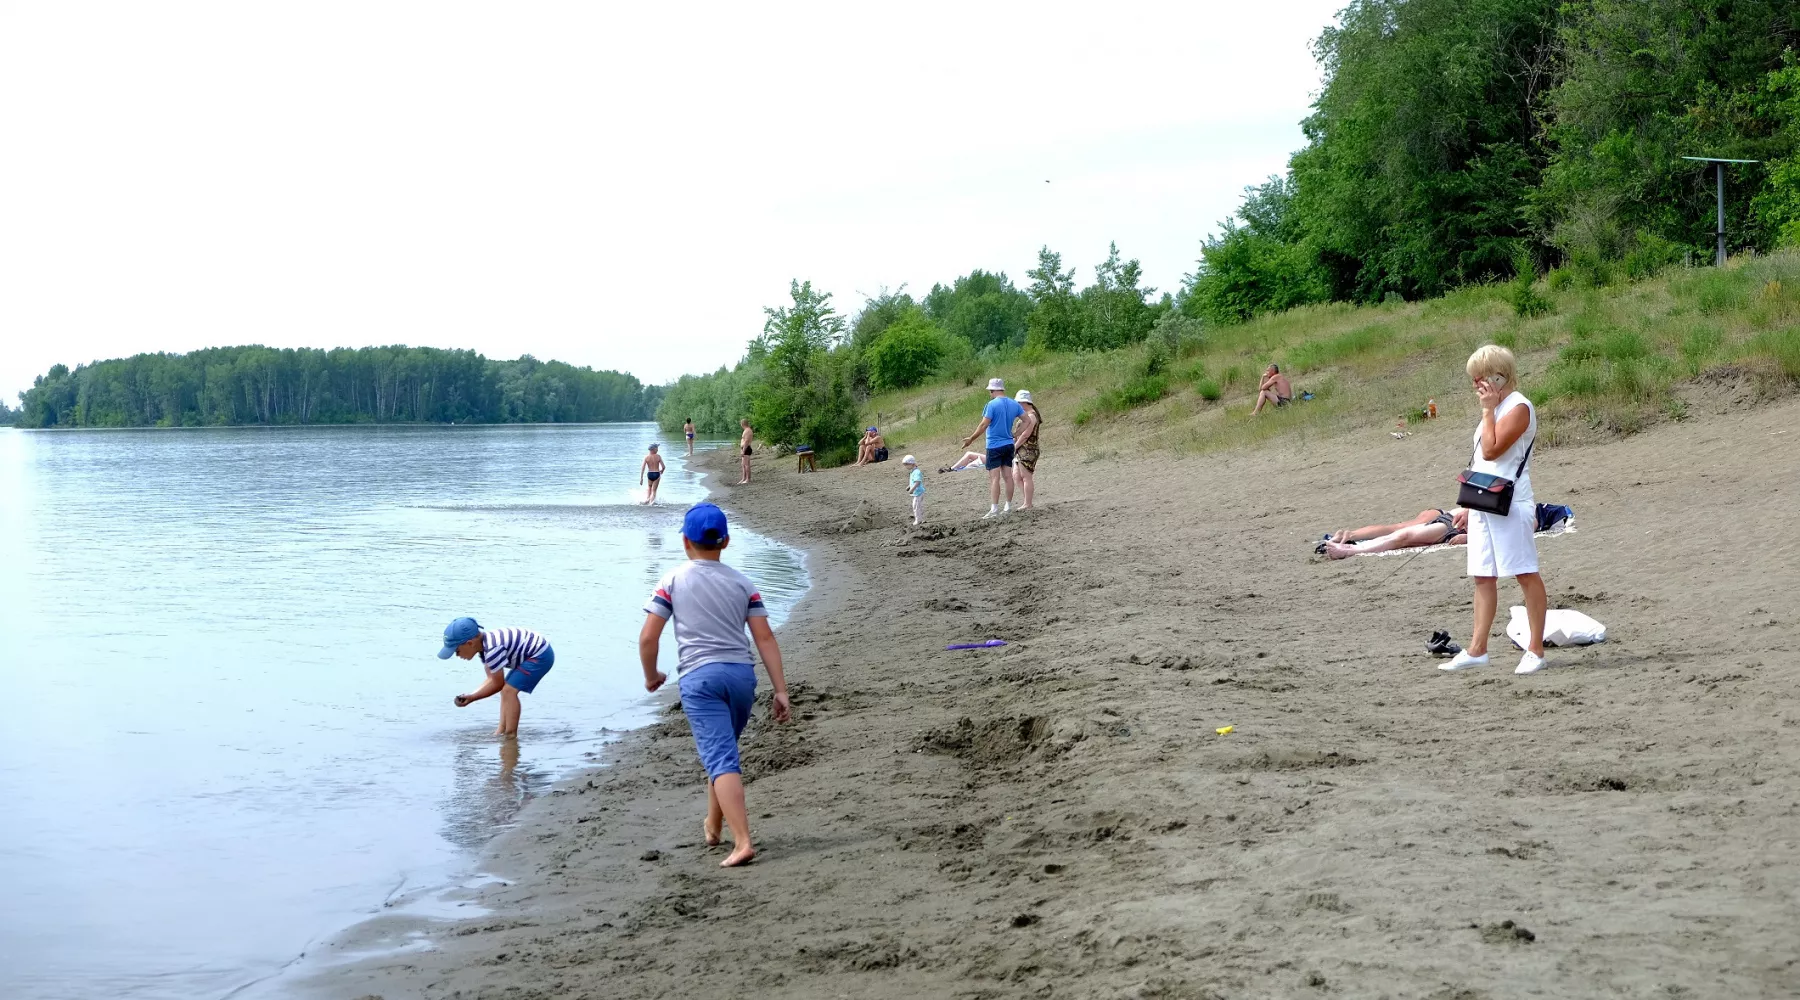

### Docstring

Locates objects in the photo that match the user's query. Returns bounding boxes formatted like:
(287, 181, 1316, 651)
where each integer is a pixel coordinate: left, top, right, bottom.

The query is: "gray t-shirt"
(644, 559, 768, 675)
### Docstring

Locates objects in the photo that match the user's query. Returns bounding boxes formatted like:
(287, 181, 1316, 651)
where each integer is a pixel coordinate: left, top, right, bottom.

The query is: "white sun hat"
(901, 454, 917, 465)
(1015, 389, 1033, 404)
(986, 377, 1005, 391)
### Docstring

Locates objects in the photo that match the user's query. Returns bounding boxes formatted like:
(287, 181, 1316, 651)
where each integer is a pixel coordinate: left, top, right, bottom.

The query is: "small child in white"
(902, 454, 924, 525)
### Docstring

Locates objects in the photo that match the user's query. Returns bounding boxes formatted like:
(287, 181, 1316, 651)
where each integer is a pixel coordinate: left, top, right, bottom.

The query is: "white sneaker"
(982, 506, 1000, 519)
(1515, 652, 1547, 675)
(1439, 651, 1489, 672)
(1002, 502, 1012, 515)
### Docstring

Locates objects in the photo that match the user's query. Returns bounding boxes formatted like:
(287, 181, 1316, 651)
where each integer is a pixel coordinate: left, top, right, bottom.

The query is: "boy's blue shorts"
(678, 662, 757, 780)
(501, 645, 554, 694)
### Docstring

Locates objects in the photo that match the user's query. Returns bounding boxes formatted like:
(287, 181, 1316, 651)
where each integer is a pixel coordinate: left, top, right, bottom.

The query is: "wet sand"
(312, 394, 1800, 999)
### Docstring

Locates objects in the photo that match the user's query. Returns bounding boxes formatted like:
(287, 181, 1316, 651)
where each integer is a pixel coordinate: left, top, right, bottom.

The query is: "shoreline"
(312, 400, 1800, 998)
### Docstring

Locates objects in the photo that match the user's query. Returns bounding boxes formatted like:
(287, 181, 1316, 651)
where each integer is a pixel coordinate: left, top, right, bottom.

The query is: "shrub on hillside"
(865, 312, 949, 391)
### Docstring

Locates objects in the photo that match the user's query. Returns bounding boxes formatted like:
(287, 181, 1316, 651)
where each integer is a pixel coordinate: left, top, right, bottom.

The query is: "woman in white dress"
(1442, 345, 1549, 675)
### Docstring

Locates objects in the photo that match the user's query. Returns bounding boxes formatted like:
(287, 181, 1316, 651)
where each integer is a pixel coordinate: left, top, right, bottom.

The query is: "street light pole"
(1683, 156, 1759, 266)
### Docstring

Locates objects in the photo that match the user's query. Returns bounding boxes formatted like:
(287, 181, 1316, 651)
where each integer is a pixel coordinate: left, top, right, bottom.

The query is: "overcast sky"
(0, 1, 1342, 402)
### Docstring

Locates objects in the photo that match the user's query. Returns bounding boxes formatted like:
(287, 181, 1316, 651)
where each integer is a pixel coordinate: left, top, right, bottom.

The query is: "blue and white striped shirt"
(479, 627, 549, 676)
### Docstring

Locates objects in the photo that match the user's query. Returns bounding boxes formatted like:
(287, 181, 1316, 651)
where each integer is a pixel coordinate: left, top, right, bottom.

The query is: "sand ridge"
(314, 397, 1800, 999)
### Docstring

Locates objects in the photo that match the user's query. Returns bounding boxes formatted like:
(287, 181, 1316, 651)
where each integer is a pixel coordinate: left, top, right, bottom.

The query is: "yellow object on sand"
(1215, 725, 1234, 735)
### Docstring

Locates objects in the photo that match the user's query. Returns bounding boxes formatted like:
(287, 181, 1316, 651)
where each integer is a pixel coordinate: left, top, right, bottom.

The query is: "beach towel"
(1507, 606, 1606, 648)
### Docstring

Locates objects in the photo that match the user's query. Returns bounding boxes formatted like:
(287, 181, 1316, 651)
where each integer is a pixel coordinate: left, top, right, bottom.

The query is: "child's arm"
(456, 667, 506, 707)
(638, 612, 670, 691)
(747, 617, 791, 722)
(639, 458, 647, 484)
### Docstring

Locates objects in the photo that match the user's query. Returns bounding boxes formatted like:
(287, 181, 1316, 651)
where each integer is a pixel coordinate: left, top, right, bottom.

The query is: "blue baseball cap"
(682, 503, 729, 546)
(438, 616, 481, 659)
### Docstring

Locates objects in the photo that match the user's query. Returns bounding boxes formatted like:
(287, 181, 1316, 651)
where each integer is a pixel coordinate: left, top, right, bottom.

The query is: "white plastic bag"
(1508, 606, 1606, 648)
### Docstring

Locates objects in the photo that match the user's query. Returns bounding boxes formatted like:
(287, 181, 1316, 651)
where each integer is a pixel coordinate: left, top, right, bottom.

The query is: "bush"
(1509, 248, 1552, 318)
(1746, 326, 1800, 378)
(865, 313, 948, 391)
(1196, 378, 1223, 401)
(1097, 373, 1169, 414)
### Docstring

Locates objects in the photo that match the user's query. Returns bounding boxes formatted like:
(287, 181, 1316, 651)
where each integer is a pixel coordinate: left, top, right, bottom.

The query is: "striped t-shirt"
(479, 627, 549, 676)
(645, 559, 767, 675)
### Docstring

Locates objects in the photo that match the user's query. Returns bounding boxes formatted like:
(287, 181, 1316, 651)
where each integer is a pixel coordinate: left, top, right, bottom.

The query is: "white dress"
(1466, 391, 1538, 578)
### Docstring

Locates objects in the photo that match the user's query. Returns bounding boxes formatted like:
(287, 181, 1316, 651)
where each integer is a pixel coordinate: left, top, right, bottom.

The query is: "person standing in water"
(640, 443, 666, 505)
(737, 418, 754, 485)
(683, 418, 695, 457)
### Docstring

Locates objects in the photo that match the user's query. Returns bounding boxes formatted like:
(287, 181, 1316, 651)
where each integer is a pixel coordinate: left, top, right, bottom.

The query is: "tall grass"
(862, 252, 1800, 457)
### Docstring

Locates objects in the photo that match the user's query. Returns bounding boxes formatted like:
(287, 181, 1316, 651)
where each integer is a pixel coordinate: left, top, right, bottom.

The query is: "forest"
(659, 1, 1800, 463)
(13, 346, 659, 428)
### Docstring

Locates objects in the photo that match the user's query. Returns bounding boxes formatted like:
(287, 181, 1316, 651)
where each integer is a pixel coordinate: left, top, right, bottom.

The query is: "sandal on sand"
(1425, 630, 1462, 657)
(1314, 540, 1329, 555)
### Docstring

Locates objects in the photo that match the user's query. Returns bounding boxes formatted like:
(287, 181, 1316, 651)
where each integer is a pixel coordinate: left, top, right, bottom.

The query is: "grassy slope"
(864, 253, 1800, 461)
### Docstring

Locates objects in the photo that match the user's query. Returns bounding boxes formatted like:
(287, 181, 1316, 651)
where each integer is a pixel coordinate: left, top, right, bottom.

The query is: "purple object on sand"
(945, 639, 1008, 651)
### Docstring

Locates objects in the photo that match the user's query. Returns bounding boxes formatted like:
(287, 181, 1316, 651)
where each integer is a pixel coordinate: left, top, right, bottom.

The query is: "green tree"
(849, 288, 917, 349)
(1078, 241, 1156, 348)
(1024, 246, 1083, 350)
(1183, 176, 1330, 324)
(865, 309, 947, 391)
(922, 269, 1032, 349)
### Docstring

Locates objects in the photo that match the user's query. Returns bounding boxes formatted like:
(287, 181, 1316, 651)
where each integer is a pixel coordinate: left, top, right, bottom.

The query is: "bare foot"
(702, 817, 722, 847)
(721, 843, 755, 867)
(1323, 541, 1358, 560)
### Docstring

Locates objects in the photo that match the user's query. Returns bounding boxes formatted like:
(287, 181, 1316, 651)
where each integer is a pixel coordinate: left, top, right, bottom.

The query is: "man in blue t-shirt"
(961, 377, 1025, 519)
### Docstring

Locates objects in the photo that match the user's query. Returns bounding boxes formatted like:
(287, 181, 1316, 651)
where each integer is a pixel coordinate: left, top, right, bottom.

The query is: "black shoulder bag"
(1457, 437, 1533, 516)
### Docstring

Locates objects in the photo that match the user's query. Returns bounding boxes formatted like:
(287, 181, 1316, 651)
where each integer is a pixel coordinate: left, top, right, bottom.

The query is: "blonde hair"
(1465, 344, 1518, 385)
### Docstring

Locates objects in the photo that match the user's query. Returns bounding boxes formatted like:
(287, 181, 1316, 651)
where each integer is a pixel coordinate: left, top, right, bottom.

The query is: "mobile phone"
(1486, 374, 1507, 389)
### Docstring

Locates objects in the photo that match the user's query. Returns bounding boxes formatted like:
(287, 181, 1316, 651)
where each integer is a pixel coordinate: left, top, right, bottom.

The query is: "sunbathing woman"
(1320, 507, 1467, 560)
(939, 452, 986, 473)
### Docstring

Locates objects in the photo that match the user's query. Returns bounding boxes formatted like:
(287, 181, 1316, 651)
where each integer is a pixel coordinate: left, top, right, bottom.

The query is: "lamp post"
(1681, 156, 1759, 266)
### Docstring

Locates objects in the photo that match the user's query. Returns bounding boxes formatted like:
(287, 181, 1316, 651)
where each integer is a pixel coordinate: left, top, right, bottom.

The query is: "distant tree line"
(15, 346, 661, 428)
(1185, 0, 1800, 323)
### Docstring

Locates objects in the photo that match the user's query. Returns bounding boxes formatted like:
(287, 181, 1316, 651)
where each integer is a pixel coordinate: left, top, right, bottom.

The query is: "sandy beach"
(314, 392, 1800, 999)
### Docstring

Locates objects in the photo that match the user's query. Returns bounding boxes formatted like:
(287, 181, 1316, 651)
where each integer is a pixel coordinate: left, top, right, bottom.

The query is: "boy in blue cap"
(639, 502, 791, 867)
(439, 617, 554, 738)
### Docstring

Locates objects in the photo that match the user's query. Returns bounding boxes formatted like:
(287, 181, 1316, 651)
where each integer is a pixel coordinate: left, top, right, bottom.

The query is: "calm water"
(0, 424, 806, 1000)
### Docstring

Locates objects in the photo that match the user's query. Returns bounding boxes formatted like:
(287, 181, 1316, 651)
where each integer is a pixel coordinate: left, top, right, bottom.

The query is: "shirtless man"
(683, 418, 695, 457)
(1320, 507, 1467, 559)
(1252, 364, 1292, 415)
(737, 419, 754, 485)
(639, 443, 666, 505)
(854, 427, 885, 467)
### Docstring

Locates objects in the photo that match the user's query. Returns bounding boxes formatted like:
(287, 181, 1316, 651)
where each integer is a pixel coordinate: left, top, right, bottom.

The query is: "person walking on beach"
(639, 503, 792, 867)
(683, 418, 695, 457)
(640, 443, 666, 505)
(1011, 389, 1042, 510)
(961, 377, 1023, 519)
(1442, 345, 1550, 675)
(902, 454, 924, 525)
(737, 419, 754, 485)
(440, 617, 554, 738)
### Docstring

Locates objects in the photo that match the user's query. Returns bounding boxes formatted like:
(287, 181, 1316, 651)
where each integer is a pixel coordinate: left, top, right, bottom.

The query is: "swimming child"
(640, 443, 666, 505)
(440, 618, 554, 738)
(903, 454, 924, 525)
(639, 503, 791, 867)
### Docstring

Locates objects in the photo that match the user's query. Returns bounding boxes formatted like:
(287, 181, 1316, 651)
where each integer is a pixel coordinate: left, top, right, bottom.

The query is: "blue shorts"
(985, 443, 1015, 468)
(678, 662, 757, 780)
(647, 470, 661, 481)
(500, 645, 554, 694)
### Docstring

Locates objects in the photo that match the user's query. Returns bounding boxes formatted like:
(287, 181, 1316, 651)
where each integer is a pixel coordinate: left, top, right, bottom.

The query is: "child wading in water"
(639, 503, 791, 867)
(440, 618, 554, 738)
(640, 443, 666, 505)
(903, 454, 924, 525)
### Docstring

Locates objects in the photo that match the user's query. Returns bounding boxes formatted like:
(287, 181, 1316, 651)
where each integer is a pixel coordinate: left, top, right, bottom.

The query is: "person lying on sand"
(1320, 503, 1572, 560)
(1320, 507, 1467, 560)
(639, 503, 791, 867)
(939, 451, 985, 473)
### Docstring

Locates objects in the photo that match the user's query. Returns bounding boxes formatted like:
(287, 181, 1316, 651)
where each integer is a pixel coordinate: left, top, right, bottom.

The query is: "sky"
(0, 1, 1344, 402)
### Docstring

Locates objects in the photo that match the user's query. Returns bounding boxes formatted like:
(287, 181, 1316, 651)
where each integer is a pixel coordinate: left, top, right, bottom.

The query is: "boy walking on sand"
(903, 454, 924, 525)
(439, 618, 554, 738)
(640, 443, 666, 505)
(639, 503, 791, 867)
